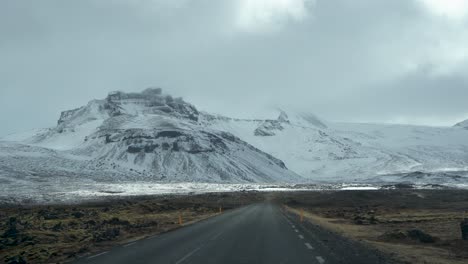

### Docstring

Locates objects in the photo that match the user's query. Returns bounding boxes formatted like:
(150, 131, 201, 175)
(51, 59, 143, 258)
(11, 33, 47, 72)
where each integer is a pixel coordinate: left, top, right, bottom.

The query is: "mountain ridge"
(0, 88, 302, 184)
(3, 88, 468, 186)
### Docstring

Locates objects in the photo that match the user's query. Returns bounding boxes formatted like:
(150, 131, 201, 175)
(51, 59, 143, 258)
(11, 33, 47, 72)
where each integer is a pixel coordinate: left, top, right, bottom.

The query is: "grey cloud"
(1, 0, 468, 136)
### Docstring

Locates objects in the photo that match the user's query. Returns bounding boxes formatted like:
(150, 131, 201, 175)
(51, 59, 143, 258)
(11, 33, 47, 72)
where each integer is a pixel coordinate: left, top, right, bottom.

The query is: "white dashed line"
(291, 225, 295, 228)
(211, 232, 223, 241)
(123, 242, 136, 247)
(175, 246, 202, 264)
(294, 229, 299, 232)
(87, 251, 108, 260)
(298, 235, 304, 239)
(316, 256, 325, 264)
(305, 243, 314, 250)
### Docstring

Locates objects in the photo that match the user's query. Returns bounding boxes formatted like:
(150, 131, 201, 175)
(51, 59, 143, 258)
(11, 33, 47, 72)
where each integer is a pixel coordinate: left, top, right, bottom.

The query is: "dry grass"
(0, 192, 262, 263)
(281, 190, 468, 264)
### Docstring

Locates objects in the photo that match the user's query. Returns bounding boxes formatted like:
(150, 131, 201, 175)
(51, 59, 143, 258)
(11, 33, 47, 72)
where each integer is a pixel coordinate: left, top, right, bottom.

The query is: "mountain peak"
(277, 110, 289, 123)
(274, 108, 327, 129)
(455, 119, 468, 129)
(105, 88, 198, 120)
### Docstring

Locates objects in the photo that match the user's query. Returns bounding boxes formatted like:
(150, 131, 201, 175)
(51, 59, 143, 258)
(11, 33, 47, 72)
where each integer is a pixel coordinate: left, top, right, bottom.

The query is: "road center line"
(87, 251, 108, 259)
(175, 246, 203, 264)
(298, 235, 304, 239)
(305, 243, 314, 250)
(123, 242, 136, 247)
(211, 232, 223, 240)
(294, 229, 299, 232)
(316, 256, 325, 263)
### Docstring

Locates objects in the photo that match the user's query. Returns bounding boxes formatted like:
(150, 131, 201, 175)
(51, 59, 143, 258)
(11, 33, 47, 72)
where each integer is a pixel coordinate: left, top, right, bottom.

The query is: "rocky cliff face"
(254, 111, 290, 136)
(105, 88, 199, 121)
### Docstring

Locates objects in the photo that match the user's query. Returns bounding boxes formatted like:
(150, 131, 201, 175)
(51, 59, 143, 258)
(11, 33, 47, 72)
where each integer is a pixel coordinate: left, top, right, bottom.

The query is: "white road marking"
(211, 232, 223, 240)
(298, 235, 304, 239)
(291, 225, 295, 228)
(316, 256, 325, 264)
(175, 246, 202, 264)
(294, 229, 299, 232)
(123, 242, 136, 247)
(87, 251, 108, 259)
(305, 243, 314, 250)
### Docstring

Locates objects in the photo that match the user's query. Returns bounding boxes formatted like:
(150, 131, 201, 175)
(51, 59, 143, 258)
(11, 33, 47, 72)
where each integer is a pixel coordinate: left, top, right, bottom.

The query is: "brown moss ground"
(278, 190, 468, 264)
(3, 189, 468, 264)
(0, 192, 263, 263)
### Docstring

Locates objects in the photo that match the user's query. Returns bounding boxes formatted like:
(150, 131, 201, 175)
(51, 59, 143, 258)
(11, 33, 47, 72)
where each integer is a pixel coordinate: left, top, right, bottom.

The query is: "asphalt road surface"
(75, 203, 391, 264)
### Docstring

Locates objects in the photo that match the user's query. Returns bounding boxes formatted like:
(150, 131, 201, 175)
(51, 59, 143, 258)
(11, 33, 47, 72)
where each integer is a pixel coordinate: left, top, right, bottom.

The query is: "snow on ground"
(1, 128, 49, 142)
(34, 119, 104, 150)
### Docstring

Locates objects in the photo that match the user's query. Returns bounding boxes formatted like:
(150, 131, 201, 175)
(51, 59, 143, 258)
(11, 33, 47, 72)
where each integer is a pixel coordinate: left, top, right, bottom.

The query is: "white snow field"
(202, 112, 468, 183)
(2, 88, 468, 202)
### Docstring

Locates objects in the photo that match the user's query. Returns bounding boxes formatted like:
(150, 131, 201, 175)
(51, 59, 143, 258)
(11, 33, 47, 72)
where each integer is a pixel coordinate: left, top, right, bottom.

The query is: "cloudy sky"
(1, 0, 468, 136)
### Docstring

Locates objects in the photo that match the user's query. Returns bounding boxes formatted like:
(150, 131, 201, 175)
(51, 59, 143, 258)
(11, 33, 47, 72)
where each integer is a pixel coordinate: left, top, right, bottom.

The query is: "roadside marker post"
(300, 209, 304, 222)
(179, 213, 183, 226)
(461, 211, 468, 240)
(219, 206, 222, 214)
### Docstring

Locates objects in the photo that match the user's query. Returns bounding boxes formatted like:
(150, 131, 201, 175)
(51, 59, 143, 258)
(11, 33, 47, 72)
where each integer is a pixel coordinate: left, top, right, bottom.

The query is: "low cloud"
(416, 0, 468, 21)
(1, 0, 468, 136)
(234, 0, 315, 33)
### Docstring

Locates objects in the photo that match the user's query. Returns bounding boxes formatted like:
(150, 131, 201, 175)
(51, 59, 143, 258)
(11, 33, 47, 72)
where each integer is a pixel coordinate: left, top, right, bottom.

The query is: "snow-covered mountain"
(2, 88, 468, 188)
(201, 111, 468, 184)
(0, 88, 301, 184)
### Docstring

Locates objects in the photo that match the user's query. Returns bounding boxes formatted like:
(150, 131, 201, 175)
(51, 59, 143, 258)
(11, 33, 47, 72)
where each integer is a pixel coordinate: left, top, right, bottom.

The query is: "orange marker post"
(178, 213, 183, 226)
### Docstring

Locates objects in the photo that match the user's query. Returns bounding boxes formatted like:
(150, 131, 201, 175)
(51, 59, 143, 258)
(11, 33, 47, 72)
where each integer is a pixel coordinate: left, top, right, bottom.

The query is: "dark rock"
(103, 217, 130, 226)
(38, 210, 59, 220)
(85, 220, 97, 226)
(52, 222, 63, 232)
(4, 255, 27, 264)
(71, 211, 85, 218)
(93, 228, 120, 242)
(127, 146, 143, 153)
(407, 229, 437, 243)
(460, 218, 468, 240)
(379, 230, 408, 241)
(2, 217, 18, 238)
(162, 142, 170, 150)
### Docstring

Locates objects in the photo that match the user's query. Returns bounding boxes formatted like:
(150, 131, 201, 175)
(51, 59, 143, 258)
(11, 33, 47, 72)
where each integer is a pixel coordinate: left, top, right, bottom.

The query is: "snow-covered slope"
(455, 119, 468, 129)
(201, 111, 468, 184)
(1, 88, 301, 184)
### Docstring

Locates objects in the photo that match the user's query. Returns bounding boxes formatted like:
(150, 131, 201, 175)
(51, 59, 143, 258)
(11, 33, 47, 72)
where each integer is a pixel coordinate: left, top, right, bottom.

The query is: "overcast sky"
(1, 0, 468, 136)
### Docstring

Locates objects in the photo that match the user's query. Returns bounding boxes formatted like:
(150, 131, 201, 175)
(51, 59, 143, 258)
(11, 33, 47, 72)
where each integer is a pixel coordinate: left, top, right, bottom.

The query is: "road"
(75, 203, 391, 264)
